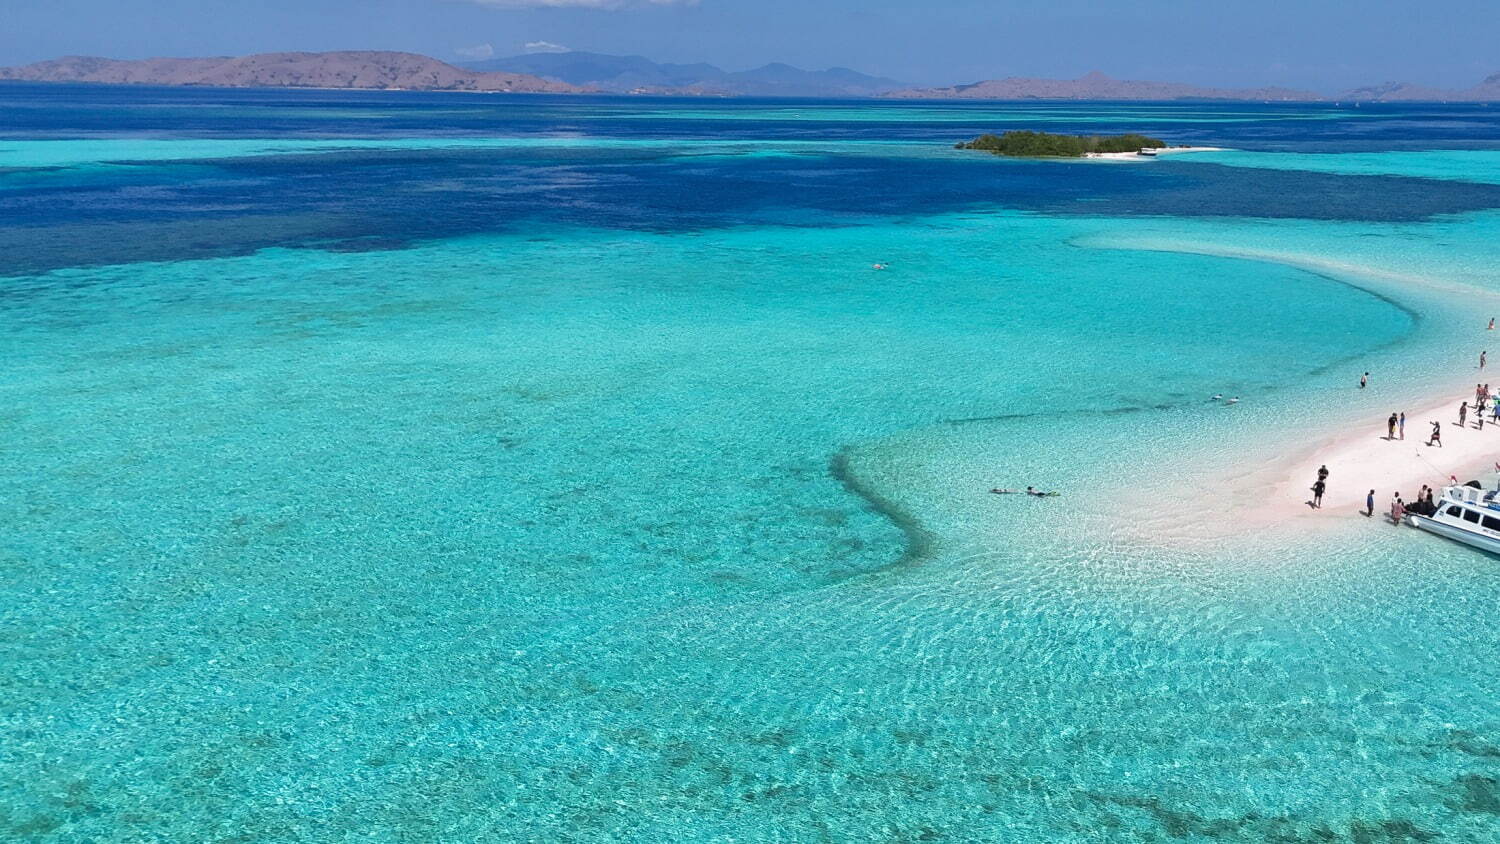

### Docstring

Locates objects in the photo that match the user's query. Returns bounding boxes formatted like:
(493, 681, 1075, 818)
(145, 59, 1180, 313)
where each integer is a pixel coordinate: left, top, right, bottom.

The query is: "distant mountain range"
(0, 51, 581, 93)
(461, 51, 904, 97)
(4, 51, 1500, 102)
(1342, 72, 1500, 102)
(885, 71, 1322, 101)
(891, 70, 1500, 102)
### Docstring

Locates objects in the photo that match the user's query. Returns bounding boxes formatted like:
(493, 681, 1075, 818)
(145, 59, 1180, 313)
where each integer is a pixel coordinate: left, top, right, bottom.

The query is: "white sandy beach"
(1085, 146, 1224, 161)
(1257, 391, 1500, 523)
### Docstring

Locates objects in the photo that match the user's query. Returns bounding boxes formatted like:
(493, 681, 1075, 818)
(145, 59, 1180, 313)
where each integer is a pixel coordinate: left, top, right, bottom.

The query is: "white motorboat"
(1405, 484, 1500, 555)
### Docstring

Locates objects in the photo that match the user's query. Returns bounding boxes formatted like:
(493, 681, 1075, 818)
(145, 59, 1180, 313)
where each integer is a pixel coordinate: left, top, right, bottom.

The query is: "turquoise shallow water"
(1178, 149, 1500, 185)
(5, 91, 1500, 841)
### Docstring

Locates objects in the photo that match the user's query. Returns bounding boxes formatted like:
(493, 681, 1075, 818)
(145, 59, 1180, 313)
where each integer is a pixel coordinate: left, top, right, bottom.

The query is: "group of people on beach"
(1379, 409, 1445, 447)
(1310, 464, 1330, 508)
(1389, 486, 1439, 523)
(1326, 327, 1500, 518)
(1446, 384, 1500, 441)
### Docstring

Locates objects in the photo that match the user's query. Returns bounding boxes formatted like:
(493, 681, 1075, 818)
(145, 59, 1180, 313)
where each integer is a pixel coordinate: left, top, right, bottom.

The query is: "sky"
(2, 0, 1498, 92)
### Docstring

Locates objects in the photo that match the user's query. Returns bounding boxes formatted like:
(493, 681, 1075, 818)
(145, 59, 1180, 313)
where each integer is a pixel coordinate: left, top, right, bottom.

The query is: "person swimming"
(1226, 397, 1240, 404)
(1210, 393, 1223, 401)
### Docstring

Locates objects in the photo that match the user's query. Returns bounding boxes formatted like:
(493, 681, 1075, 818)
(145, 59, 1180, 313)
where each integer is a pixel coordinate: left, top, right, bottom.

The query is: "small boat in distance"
(1136, 148, 1159, 157)
(1406, 485, 1500, 555)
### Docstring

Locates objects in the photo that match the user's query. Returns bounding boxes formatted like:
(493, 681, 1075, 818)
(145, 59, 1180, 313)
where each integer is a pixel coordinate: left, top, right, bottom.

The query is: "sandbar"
(1252, 390, 1500, 524)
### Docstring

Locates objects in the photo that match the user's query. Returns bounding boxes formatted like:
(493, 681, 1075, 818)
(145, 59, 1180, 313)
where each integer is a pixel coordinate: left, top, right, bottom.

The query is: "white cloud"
(455, 43, 496, 59)
(524, 41, 572, 53)
(461, 0, 696, 9)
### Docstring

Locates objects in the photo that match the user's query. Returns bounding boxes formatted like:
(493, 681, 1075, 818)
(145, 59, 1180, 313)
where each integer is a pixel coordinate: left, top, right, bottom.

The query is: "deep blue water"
(5, 84, 1500, 277)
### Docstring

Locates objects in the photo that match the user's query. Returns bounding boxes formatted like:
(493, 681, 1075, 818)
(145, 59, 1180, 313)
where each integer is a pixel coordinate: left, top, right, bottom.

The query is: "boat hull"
(1406, 513, 1500, 556)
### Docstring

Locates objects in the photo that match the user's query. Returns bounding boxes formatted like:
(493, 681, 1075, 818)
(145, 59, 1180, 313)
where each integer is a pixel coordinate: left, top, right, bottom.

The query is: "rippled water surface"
(4, 85, 1500, 841)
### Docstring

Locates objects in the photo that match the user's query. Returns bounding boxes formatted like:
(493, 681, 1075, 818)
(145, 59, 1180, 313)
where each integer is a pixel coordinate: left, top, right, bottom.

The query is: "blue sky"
(3, 0, 1497, 91)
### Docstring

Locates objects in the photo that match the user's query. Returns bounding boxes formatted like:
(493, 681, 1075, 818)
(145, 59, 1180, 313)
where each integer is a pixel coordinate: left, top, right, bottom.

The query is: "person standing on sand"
(1387, 413, 1397, 439)
(1366, 490, 1375, 517)
(1360, 372, 1369, 389)
(1392, 494, 1405, 524)
(1311, 479, 1326, 508)
(1399, 412, 1406, 439)
(1459, 401, 1469, 427)
(1429, 421, 1443, 447)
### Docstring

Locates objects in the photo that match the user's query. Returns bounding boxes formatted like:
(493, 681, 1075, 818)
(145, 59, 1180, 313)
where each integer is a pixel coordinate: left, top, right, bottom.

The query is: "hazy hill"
(1342, 72, 1500, 101)
(464, 51, 903, 96)
(0, 51, 583, 93)
(10, 50, 1498, 102)
(465, 52, 720, 91)
(886, 71, 1321, 101)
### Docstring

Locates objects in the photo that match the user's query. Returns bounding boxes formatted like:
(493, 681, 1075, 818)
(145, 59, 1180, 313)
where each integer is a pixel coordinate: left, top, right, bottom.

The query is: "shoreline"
(1084, 146, 1224, 161)
(1073, 236, 1500, 547)
(1254, 388, 1500, 525)
(1105, 385, 1500, 552)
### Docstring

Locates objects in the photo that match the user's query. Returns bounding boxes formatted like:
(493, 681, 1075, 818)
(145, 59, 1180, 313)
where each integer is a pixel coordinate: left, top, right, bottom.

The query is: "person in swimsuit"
(1366, 489, 1375, 517)
(1399, 412, 1406, 439)
(1428, 421, 1442, 447)
(1359, 372, 1368, 389)
(1387, 413, 1397, 439)
(1312, 479, 1325, 508)
(1459, 401, 1468, 427)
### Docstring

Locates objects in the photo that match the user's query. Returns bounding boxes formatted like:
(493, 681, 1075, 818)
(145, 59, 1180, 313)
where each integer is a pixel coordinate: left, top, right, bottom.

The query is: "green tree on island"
(957, 130, 1168, 157)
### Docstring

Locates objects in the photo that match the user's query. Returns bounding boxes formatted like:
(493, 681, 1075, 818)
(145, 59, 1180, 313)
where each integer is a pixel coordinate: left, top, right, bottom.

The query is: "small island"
(956, 130, 1168, 158)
